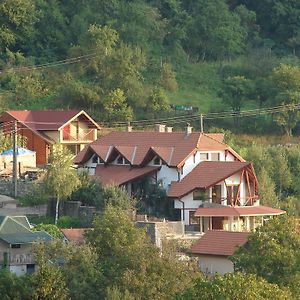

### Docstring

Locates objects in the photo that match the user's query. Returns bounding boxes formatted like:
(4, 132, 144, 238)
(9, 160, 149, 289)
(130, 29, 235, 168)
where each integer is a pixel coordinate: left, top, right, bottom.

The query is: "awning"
(194, 205, 285, 217)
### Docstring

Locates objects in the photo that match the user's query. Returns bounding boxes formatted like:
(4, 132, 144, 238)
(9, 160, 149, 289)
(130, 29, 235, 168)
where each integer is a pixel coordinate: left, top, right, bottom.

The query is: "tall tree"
(268, 64, 300, 136)
(177, 272, 292, 300)
(231, 216, 300, 296)
(44, 144, 79, 224)
(86, 206, 198, 299)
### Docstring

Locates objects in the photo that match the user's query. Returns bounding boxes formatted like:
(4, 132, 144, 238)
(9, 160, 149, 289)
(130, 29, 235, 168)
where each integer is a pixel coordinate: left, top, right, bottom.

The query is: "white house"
(189, 230, 250, 275)
(75, 125, 284, 231)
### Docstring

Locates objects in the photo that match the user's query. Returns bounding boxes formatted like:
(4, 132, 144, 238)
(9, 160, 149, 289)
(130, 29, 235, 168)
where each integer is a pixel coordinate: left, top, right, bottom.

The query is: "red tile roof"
(168, 161, 250, 198)
(6, 110, 81, 130)
(190, 230, 250, 256)
(61, 228, 88, 245)
(95, 165, 161, 186)
(75, 131, 239, 167)
(194, 205, 285, 217)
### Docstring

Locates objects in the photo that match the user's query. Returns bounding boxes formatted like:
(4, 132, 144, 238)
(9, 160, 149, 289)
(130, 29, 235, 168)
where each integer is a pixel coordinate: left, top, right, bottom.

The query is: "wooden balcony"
(62, 129, 95, 143)
(0, 252, 35, 265)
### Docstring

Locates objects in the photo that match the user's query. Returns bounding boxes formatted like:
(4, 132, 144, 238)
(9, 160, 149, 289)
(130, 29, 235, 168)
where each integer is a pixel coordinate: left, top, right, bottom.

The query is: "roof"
(75, 131, 240, 167)
(95, 165, 161, 186)
(0, 231, 52, 244)
(168, 161, 250, 198)
(0, 216, 53, 244)
(189, 230, 250, 256)
(2, 147, 35, 156)
(61, 228, 88, 245)
(194, 205, 285, 217)
(5, 110, 81, 130)
(1, 110, 100, 143)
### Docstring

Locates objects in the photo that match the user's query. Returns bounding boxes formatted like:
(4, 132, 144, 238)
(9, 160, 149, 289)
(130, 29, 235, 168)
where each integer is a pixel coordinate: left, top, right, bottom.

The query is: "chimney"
(166, 127, 173, 133)
(155, 124, 166, 132)
(186, 123, 193, 135)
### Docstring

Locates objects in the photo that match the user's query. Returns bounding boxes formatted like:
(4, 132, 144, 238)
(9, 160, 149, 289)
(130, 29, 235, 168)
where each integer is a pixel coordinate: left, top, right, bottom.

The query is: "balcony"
(0, 252, 35, 265)
(62, 129, 95, 143)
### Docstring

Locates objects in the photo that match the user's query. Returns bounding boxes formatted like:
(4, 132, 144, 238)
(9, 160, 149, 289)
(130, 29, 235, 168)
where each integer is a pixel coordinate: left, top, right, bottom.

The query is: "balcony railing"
(197, 196, 259, 206)
(62, 129, 95, 142)
(0, 252, 35, 265)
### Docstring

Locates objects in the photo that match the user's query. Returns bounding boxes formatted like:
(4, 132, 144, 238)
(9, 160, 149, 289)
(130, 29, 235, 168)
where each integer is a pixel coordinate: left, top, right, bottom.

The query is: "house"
(0, 216, 53, 276)
(75, 125, 284, 231)
(61, 228, 87, 245)
(0, 110, 101, 164)
(189, 230, 250, 275)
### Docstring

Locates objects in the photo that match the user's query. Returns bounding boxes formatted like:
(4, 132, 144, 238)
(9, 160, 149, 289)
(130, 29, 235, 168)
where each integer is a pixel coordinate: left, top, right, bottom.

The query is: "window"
(124, 158, 130, 165)
(117, 156, 124, 164)
(153, 156, 161, 165)
(211, 153, 220, 161)
(193, 188, 208, 200)
(11, 244, 21, 249)
(99, 157, 105, 164)
(200, 153, 208, 161)
(189, 211, 199, 225)
(92, 155, 98, 164)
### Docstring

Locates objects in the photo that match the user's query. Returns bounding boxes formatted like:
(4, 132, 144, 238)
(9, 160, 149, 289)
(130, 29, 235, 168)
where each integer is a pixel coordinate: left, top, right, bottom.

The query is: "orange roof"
(5, 110, 81, 130)
(194, 205, 285, 217)
(168, 161, 250, 198)
(75, 131, 239, 167)
(95, 165, 161, 186)
(190, 230, 250, 256)
(61, 228, 88, 245)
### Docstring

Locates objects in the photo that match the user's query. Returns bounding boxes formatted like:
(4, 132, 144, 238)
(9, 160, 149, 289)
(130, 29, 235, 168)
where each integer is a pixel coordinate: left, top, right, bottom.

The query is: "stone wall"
(0, 179, 36, 198)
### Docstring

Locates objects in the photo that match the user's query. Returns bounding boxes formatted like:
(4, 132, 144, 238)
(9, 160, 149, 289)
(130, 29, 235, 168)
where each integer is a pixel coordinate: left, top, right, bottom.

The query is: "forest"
(0, 0, 299, 134)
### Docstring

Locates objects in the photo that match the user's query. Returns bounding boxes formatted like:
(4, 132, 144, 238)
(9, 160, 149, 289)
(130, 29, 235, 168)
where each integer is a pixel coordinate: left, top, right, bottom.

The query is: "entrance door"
(212, 185, 221, 204)
(212, 217, 224, 230)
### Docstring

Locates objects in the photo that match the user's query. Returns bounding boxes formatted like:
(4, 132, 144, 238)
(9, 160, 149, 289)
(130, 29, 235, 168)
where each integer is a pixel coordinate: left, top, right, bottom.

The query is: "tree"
(103, 89, 133, 123)
(220, 75, 252, 127)
(86, 206, 198, 299)
(159, 63, 178, 92)
(0, 0, 37, 58)
(231, 216, 300, 296)
(147, 87, 171, 118)
(44, 144, 80, 224)
(177, 272, 292, 300)
(33, 223, 63, 239)
(269, 64, 300, 136)
(32, 242, 70, 300)
(0, 270, 32, 300)
(183, 0, 246, 60)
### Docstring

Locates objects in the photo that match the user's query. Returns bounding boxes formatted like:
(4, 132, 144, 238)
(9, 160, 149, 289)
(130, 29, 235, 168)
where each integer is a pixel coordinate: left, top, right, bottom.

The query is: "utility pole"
(200, 114, 204, 133)
(12, 120, 17, 198)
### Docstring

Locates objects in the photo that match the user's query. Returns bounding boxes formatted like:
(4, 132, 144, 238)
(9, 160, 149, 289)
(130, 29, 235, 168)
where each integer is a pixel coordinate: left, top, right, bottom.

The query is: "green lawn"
(168, 62, 223, 113)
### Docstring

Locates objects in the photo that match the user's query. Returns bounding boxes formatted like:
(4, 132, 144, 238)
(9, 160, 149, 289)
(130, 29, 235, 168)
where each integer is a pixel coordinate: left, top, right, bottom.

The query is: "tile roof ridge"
(202, 132, 229, 147)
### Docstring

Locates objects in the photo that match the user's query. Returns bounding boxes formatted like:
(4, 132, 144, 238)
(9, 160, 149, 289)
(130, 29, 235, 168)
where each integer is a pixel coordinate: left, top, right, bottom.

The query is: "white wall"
(9, 265, 27, 276)
(198, 255, 234, 276)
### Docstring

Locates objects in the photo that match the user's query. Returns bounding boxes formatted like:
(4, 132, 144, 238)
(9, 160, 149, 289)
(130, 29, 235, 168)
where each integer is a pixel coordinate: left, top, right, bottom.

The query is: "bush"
(57, 216, 81, 228)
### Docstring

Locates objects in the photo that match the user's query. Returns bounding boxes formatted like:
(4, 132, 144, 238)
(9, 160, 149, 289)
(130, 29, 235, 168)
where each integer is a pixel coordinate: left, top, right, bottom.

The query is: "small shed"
(189, 230, 249, 275)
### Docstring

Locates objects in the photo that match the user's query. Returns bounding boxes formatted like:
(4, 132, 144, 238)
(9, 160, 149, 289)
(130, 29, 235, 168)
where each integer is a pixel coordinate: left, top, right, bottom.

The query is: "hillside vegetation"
(0, 0, 299, 134)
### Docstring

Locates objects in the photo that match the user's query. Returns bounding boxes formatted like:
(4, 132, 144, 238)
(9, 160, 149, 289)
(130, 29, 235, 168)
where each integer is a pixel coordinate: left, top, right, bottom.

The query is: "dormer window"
(92, 155, 104, 164)
(211, 153, 220, 161)
(153, 156, 161, 165)
(200, 153, 209, 161)
(117, 155, 130, 165)
(92, 155, 98, 164)
(117, 156, 124, 164)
